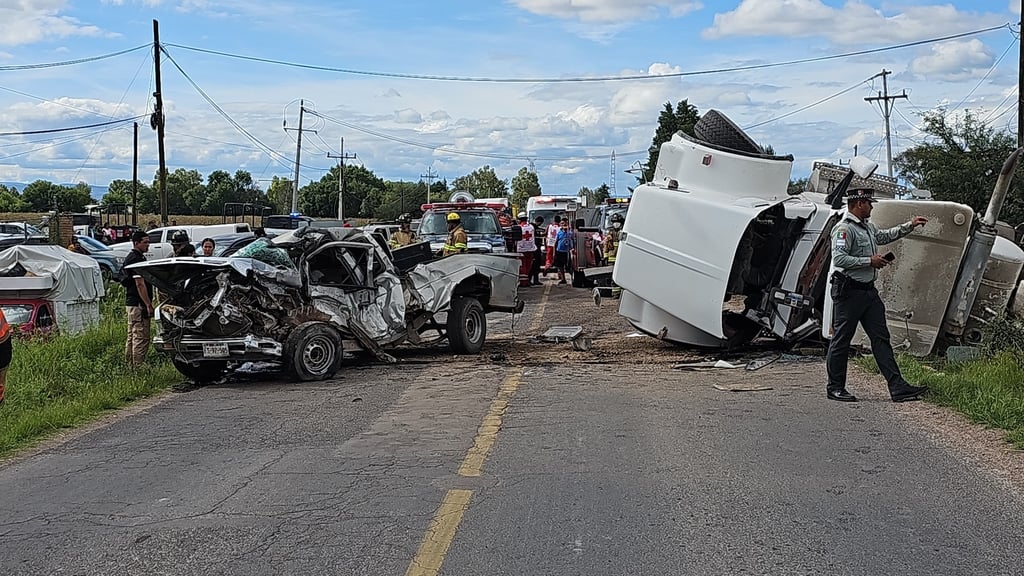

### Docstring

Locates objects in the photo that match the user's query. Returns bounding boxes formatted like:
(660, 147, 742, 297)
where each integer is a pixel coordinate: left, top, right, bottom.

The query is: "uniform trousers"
(826, 286, 909, 393)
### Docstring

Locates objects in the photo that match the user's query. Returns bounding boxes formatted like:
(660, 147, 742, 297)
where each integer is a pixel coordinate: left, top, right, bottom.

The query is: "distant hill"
(1, 182, 109, 202)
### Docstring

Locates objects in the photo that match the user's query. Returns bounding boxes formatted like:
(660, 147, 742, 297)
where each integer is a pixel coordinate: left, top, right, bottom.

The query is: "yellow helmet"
(446, 212, 461, 222)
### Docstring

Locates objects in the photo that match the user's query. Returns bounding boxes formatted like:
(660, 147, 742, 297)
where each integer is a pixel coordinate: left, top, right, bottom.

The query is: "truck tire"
(100, 264, 113, 283)
(172, 358, 227, 384)
(286, 322, 343, 381)
(447, 296, 486, 354)
(694, 110, 763, 155)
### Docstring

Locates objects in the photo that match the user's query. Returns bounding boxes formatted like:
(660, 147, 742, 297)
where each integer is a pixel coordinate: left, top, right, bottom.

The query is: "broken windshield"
(232, 238, 296, 270)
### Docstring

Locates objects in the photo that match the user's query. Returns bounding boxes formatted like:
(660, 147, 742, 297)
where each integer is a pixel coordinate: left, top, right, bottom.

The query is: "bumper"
(154, 334, 284, 361)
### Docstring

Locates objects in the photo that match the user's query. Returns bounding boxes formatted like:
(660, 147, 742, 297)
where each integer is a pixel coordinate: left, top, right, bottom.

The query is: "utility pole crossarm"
(864, 69, 908, 179)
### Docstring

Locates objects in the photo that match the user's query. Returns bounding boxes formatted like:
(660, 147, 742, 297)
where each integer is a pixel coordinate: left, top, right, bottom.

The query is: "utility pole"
(1018, 6, 1023, 148)
(864, 69, 907, 178)
(132, 121, 138, 226)
(421, 166, 438, 204)
(152, 19, 168, 225)
(327, 137, 356, 221)
(610, 150, 617, 197)
(284, 100, 315, 214)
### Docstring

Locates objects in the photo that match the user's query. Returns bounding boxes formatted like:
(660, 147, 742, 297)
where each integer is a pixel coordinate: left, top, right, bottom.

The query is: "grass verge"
(858, 353, 1024, 449)
(0, 287, 180, 458)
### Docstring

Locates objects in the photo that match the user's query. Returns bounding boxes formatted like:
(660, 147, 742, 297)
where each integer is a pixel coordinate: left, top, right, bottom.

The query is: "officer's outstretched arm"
(874, 221, 915, 245)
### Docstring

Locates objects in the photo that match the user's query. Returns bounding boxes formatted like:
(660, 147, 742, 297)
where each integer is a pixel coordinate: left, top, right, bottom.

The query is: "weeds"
(0, 286, 180, 457)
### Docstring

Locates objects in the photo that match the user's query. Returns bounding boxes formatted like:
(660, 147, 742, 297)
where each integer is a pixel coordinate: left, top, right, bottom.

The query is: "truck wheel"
(100, 265, 113, 283)
(172, 359, 227, 384)
(694, 110, 763, 155)
(447, 296, 486, 354)
(286, 322, 342, 381)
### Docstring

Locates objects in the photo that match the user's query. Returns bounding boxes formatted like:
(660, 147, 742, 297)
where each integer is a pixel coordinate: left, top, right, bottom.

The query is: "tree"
(299, 164, 385, 218)
(266, 176, 293, 214)
(643, 100, 701, 183)
(788, 178, 808, 195)
(578, 184, 611, 207)
(452, 165, 508, 198)
(0, 185, 28, 212)
(104, 178, 154, 209)
(21, 180, 93, 212)
(510, 167, 542, 211)
(893, 109, 1023, 224)
(158, 168, 204, 215)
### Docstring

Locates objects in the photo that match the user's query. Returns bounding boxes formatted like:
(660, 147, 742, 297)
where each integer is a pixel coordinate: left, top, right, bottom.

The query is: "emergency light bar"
(421, 202, 506, 212)
(606, 198, 631, 205)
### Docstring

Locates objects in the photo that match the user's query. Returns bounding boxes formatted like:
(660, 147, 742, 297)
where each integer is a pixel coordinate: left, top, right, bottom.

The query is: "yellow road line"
(458, 370, 521, 478)
(404, 489, 473, 576)
(528, 283, 553, 333)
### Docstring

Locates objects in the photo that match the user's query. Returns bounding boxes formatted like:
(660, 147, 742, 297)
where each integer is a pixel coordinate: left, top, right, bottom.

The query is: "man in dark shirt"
(123, 231, 153, 368)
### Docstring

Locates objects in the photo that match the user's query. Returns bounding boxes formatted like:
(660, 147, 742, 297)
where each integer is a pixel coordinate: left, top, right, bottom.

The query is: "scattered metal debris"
(712, 383, 773, 392)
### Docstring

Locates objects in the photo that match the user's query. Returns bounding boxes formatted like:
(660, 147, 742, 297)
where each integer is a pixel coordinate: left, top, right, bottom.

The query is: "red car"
(0, 299, 57, 337)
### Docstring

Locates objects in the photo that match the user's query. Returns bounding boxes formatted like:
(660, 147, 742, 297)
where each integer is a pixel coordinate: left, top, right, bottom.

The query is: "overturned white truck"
(129, 226, 523, 382)
(615, 110, 1024, 355)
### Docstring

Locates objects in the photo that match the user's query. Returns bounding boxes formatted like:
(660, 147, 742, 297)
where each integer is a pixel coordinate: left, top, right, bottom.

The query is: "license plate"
(202, 343, 229, 358)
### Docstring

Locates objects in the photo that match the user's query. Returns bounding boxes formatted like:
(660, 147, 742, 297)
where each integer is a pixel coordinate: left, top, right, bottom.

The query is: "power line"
(0, 115, 147, 137)
(0, 125, 131, 161)
(0, 44, 150, 71)
(162, 24, 1010, 83)
(159, 47, 327, 172)
(950, 35, 1018, 112)
(0, 85, 121, 118)
(743, 74, 878, 129)
(306, 109, 645, 161)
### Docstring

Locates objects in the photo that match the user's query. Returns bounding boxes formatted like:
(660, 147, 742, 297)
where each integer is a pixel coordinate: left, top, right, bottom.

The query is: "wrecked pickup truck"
(614, 109, 1024, 356)
(128, 226, 523, 382)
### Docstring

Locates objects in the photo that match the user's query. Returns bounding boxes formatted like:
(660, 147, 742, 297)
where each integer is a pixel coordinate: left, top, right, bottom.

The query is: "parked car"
(0, 222, 48, 250)
(74, 235, 125, 282)
(0, 299, 57, 338)
(128, 225, 523, 383)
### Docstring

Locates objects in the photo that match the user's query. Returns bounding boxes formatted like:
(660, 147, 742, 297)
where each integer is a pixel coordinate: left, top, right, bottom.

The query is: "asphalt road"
(1, 285, 1022, 575)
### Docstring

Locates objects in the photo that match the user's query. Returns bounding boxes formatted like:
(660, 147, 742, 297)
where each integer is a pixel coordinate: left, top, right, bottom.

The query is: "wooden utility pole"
(328, 137, 356, 221)
(132, 121, 138, 226)
(284, 101, 315, 214)
(1018, 4, 1023, 148)
(421, 166, 438, 204)
(864, 69, 907, 178)
(152, 19, 168, 225)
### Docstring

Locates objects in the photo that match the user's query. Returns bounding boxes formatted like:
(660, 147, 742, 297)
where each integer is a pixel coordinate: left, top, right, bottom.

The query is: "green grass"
(859, 353, 1024, 449)
(0, 286, 180, 458)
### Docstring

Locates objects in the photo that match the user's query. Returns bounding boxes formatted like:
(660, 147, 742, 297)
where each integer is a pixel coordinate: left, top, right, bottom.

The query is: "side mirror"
(849, 156, 878, 179)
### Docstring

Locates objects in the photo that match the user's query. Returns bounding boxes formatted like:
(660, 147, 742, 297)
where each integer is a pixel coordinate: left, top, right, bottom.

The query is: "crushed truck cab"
(615, 110, 1024, 355)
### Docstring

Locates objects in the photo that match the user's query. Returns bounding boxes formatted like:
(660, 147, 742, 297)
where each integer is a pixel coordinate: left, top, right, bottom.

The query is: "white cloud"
(511, 0, 703, 23)
(0, 0, 107, 46)
(1012, 1, 1021, 16)
(394, 108, 423, 124)
(704, 0, 1005, 45)
(909, 39, 994, 81)
(550, 163, 584, 175)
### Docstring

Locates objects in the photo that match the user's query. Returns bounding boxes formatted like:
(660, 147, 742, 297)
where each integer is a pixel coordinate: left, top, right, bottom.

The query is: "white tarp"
(0, 245, 105, 334)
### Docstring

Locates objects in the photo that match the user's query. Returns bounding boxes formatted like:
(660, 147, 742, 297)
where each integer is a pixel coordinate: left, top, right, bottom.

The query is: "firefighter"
(604, 213, 624, 265)
(442, 212, 468, 256)
(390, 214, 417, 248)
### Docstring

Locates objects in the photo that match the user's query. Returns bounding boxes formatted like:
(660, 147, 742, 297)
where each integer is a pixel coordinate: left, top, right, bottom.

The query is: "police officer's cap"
(845, 187, 878, 203)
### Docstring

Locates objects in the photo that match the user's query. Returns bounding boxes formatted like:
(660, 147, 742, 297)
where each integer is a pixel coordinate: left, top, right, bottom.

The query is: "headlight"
(114, 256, 125, 266)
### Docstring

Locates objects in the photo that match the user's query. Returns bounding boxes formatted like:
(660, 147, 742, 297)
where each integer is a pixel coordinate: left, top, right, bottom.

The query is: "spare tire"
(694, 110, 763, 155)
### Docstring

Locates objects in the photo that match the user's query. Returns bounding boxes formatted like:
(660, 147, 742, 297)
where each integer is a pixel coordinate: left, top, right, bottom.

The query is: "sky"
(0, 0, 1021, 201)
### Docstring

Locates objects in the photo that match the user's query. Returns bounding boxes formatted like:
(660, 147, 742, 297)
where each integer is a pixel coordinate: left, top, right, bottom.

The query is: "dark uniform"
(826, 188, 927, 403)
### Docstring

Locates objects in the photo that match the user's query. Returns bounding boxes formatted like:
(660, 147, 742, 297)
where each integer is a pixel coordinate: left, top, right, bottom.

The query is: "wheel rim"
(464, 307, 484, 344)
(302, 334, 337, 375)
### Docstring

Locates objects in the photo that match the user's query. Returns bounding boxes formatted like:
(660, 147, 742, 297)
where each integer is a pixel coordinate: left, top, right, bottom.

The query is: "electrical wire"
(159, 47, 327, 172)
(0, 125, 131, 161)
(950, 35, 1018, 112)
(0, 44, 150, 71)
(0, 85, 120, 119)
(0, 115, 147, 137)
(162, 24, 1010, 83)
(306, 109, 645, 161)
(981, 86, 1019, 124)
(743, 75, 878, 129)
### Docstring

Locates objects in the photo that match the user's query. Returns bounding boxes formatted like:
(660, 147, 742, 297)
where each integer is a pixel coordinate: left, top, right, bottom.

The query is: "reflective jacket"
(443, 225, 468, 255)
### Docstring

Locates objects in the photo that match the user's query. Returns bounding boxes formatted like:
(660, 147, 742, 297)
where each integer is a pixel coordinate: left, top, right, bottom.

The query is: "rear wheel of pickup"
(286, 322, 343, 381)
(694, 110, 763, 155)
(447, 296, 486, 354)
(172, 358, 228, 384)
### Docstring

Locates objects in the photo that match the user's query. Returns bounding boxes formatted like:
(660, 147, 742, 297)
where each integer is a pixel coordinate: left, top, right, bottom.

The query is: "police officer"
(442, 212, 468, 256)
(826, 187, 929, 403)
(390, 213, 417, 248)
(604, 213, 624, 265)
